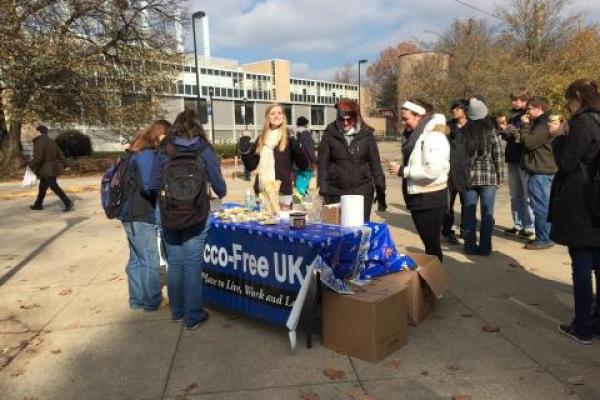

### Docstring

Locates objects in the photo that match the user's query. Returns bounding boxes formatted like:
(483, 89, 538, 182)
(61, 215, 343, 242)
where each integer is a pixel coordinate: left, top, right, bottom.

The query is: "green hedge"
(214, 143, 238, 159)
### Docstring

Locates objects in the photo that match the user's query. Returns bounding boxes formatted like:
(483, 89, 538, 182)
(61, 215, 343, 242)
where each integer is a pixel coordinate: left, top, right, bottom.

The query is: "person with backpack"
(117, 120, 170, 311)
(294, 116, 316, 198)
(460, 98, 504, 256)
(549, 80, 600, 345)
(238, 103, 308, 210)
(318, 99, 386, 222)
(389, 99, 449, 261)
(29, 125, 74, 212)
(150, 109, 226, 330)
(443, 99, 470, 245)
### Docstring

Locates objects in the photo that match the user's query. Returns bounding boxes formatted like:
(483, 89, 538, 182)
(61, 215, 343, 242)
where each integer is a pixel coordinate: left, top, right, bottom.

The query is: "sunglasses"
(339, 116, 355, 124)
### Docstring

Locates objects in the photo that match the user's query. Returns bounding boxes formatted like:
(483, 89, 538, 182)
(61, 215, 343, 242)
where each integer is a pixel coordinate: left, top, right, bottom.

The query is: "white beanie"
(468, 98, 489, 120)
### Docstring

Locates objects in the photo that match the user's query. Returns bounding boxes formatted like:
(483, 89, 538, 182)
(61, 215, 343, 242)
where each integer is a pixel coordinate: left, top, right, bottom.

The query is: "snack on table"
(214, 207, 270, 223)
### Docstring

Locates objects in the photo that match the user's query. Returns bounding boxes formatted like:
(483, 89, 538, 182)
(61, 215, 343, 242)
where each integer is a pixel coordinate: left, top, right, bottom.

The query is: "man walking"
(518, 97, 556, 249)
(502, 90, 535, 240)
(29, 125, 74, 212)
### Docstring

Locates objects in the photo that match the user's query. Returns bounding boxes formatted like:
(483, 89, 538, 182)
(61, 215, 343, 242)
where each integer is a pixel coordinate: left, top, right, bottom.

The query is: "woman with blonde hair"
(238, 103, 309, 208)
(119, 119, 170, 312)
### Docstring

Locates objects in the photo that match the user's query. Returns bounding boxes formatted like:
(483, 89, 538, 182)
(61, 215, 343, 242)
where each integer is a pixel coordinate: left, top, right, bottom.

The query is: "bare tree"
(332, 63, 357, 84)
(0, 0, 187, 173)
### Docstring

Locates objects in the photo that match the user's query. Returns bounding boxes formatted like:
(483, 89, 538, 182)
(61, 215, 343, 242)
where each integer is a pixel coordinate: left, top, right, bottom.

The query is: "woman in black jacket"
(318, 99, 386, 222)
(238, 103, 308, 209)
(549, 79, 600, 345)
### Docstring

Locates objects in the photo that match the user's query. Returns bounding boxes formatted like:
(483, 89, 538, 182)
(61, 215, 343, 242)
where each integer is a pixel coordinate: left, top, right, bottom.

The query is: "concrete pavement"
(1, 143, 599, 400)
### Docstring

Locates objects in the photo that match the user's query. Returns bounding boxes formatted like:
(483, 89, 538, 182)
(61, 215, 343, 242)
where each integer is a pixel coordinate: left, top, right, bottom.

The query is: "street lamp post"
(208, 87, 215, 143)
(242, 97, 248, 130)
(191, 11, 205, 120)
(358, 59, 368, 111)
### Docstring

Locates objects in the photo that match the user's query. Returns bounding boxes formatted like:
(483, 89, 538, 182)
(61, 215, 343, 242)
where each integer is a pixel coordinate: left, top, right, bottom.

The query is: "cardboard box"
(321, 203, 340, 225)
(322, 280, 408, 363)
(379, 252, 448, 326)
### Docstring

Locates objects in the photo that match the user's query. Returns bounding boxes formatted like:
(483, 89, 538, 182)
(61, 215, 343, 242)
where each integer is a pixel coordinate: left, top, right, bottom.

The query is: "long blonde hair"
(256, 103, 288, 154)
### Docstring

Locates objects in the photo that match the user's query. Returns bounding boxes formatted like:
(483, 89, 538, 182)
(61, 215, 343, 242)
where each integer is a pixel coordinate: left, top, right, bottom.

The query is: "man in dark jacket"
(519, 97, 556, 249)
(29, 125, 73, 211)
(502, 90, 535, 239)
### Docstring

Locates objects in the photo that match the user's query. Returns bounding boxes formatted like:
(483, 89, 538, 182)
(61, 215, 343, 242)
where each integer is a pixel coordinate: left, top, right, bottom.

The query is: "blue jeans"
(463, 185, 497, 255)
(568, 247, 600, 338)
(163, 224, 210, 325)
(528, 174, 553, 245)
(507, 163, 534, 232)
(122, 221, 161, 310)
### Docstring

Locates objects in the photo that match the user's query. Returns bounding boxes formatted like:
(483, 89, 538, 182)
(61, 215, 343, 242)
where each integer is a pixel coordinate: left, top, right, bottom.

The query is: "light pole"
(358, 59, 368, 112)
(191, 11, 205, 119)
(208, 87, 215, 143)
(242, 97, 248, 130)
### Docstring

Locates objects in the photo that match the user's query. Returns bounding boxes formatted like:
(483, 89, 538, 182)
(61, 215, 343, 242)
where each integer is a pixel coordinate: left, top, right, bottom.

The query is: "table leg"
(305, 270, 322, 349)
(288, 330, 297, 352)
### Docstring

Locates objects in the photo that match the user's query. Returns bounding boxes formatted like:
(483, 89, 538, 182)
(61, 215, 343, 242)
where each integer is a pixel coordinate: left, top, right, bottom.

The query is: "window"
(184, 98, 208, 124)
(283, 104, 292, 124)
(227, 88, 233, 97)
(201, 68, 207, 74)
(193, 85, 198, 95)
(234, 101, 254, 125)
(311, 106, 324, 126)
(184, 85, 192, 95)
(202, 86, 207, 96)
(177, 82, 184, 94)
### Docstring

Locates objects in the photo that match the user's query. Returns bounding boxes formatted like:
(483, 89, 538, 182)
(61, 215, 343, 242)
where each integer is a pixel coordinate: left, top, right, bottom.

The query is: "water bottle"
(245, 188, 255, 210)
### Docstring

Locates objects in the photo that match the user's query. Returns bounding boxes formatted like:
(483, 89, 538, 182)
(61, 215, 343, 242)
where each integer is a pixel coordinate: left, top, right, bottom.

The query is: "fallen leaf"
(323, 368, 346, 380)
(460, 313, 473, 318)
(39, 286, 50, 291)
(51, 349, 62, 354)
(530, 268, 539, 272)
(567, 376, 585, 385)
(59, 289, 72, 296)
(386, 360, 402, 369)
(452, 396, 472, 400)
(107, 276, 120, 282)
(183, 383, 198, 394)
(420, 370, 429, 376)
(300, 391, 320, 400)
(19, 304, 40, 310)
(482, 323, 500, 333)
(508, 263, 522, 269)
(10, 369, 25, 377)
(347, 388, 375, 400)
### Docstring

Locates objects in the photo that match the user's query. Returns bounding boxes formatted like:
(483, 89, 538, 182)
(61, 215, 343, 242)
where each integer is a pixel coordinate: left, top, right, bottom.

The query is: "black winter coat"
(318, 122, 385, 197)
(239, 132, 309, 195)
(501, 108, 525, 164)
(30, 134, 65, 178)
(549, 107, 600, 247)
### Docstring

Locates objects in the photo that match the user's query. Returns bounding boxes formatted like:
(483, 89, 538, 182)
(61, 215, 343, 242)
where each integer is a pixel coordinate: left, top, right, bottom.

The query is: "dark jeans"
(568, 247, 600, 338)
(528, 174, 553, 245)
(34, 176, 71, 207)
(463, 185, 497, 255)
(442, 190, 464, 236)
(411, 207, 445, 262)
(324, 193, 374, 223)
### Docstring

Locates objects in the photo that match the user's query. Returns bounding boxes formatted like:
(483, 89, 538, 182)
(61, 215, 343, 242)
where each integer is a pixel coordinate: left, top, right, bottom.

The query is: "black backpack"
(101, 152, 132, 219)
(159, 142, 210, 230)
(584, 113, 600, 225)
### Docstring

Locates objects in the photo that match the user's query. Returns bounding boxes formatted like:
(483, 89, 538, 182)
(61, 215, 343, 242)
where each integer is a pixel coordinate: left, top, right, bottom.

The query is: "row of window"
(290, 78, 357, 91)
(198, 68, 270, 82)
(291, 93, 342, 104)
(183, 99, 326, 127)
(173, 83, 271, 100)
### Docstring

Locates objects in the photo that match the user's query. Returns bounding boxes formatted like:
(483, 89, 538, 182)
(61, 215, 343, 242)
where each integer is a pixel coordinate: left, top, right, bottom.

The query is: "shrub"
(214, 143, 237, 159)
(55, 130, 93, 158)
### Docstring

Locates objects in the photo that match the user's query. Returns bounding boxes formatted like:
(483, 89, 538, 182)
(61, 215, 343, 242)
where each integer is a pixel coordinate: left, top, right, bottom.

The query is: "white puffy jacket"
(403, 113, 450, 195)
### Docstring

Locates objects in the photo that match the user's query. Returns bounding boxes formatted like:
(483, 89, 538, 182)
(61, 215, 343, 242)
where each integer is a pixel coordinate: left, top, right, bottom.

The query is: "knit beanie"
(468, 98, 489, 120)
(296, 116, 309, 127)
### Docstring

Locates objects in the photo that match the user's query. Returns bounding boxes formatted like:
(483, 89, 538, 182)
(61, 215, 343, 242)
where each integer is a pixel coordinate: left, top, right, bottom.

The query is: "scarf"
(257, 128, 282, 191)
(402, 114, 433, 167)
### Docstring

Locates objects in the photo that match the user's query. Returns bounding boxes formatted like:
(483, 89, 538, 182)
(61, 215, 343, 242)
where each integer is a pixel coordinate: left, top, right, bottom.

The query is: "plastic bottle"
(244, 188, 255, 210)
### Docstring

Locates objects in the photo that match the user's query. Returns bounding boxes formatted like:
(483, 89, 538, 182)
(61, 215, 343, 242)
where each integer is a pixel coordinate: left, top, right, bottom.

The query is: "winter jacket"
(520, 113, 557, 175)
(401, 114, 450, 195)
(501, 108, 526, 164)
(549, 107, 600, 247)
(239, 130, 308, 195)
(30, 134, 65, 178)
(150, 136, 227, 199)
(119, 149, 159, 224)
(447, 119, 470, 193)
(318, 121, 385, 197)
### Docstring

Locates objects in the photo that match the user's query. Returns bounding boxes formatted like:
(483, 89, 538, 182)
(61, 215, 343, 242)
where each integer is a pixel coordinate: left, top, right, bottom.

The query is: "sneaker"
(524, 242, 554, 250)
(518, 230, 535, 240)
(29, 204, 43, 210)
(172, 316, 184, 323)
(559, 324, 593, 345)
(504, 227, 519, 235)
(185, 313, 209, 330)
(63, 201, 74, 212)
(444, 234, 459, 245)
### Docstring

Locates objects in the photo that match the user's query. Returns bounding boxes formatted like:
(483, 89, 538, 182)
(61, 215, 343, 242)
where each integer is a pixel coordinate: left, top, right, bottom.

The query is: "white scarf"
(257, 128, 282, 191)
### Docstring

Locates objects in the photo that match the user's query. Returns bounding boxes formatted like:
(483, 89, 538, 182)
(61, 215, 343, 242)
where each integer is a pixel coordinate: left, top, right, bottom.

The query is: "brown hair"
(526, 96, 550, 112)
(336, 98, 363, 123)
(565, 79, 600, 110)
(256, 103, 288, 154)
(170, 109, 210, 142)
(510, 89, 529, 102)
(129, 120, 171, 153)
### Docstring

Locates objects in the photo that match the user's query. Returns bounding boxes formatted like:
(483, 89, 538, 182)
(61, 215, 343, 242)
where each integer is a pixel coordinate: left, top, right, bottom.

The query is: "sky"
(186, 0, 600, 80)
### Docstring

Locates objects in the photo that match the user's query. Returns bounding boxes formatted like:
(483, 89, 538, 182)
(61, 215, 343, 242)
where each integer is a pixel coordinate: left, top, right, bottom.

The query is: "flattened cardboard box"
(379, 252, 448, 326)
(322, 280, 408, 363)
